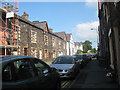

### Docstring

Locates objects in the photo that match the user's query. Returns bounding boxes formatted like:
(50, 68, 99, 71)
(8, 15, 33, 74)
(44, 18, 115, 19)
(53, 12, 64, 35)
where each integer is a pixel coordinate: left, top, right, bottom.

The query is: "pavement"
(68, 59, 119, 89)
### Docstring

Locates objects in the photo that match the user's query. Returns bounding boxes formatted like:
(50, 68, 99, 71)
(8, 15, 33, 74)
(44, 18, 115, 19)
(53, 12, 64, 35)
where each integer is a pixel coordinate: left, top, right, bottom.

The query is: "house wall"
(98, 2, 120, 85)
(113, 26, 120, 85)
(1, 5, 68, 65)
(66, 42, 70, 55)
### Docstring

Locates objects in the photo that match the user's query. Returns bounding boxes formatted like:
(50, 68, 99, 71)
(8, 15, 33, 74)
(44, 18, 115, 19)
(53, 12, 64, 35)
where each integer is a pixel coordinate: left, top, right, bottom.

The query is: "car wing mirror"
(43, 69, 49, 74)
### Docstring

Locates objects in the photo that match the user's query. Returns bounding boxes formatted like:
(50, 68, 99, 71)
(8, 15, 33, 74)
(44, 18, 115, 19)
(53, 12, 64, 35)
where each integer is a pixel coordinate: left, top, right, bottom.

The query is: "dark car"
(91, 53, 97, 59)
(73, 54, 84, 64)
(86, 54, 92, 61)
(73, 54, 84, 68)
(50, 55, 79, 79)
(1, 56, 61, 89)
(82, 54, 92, 64)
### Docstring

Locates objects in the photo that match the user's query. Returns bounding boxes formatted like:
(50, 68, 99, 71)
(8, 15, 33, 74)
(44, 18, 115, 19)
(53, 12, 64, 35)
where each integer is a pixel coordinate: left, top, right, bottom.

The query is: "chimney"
(22, 12, 29, 20)
(4, 3, 13, 12)
(32, 21, 39, 24)
(49, 28, 53, 33)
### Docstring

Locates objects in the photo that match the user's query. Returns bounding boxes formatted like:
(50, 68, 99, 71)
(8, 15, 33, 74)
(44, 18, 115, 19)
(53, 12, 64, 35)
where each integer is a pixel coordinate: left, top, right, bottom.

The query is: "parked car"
(82, 54, 89, 65)
(86, 54, 92, 61)
(82, 54, 91, 65)
(50, 55, 79, 79)
(73, 54, 84, 67)
(1, 56, 61, 89)
(91, 53, 97, 59)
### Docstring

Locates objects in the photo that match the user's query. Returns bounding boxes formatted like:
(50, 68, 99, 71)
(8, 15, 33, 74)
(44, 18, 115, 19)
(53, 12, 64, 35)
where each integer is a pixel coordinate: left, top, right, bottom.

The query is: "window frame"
(13, 58, 36, 81)
(31, 30, 37, 43)
(30, 58, 51, 75)
(2, 63, 14, 82)
(2, 58, 37, 82)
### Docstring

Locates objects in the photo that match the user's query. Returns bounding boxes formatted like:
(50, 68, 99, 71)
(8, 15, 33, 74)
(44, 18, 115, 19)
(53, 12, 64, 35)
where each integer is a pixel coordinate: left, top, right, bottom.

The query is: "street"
(61, 59, 119, 89)
(1, 1, 120, 89)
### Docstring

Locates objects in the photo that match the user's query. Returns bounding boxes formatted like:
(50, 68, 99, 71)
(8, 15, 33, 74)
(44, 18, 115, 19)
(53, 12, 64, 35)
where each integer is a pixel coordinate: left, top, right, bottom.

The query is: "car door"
(2, 58, 38, 89)
(31, 58, 57, 88)
(14, 58, 40, 88)
(2, 62, 21, 88)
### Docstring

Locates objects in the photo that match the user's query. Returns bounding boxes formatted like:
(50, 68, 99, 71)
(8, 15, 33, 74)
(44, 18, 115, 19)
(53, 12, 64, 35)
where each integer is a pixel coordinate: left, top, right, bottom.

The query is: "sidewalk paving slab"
(69, 59, 119, 89)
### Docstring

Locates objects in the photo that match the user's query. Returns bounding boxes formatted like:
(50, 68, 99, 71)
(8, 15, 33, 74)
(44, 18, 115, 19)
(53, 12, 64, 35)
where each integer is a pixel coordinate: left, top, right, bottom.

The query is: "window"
(44, 50, 48, 59)
(2, 64, 13, 82)
(13, 59, 35, 81)
(44, 35, 48, 46)
(52, 37, 55, 47)
(53, 50, 56, 58)
(24, 48, 28, 55)
(31, 47, 37, 57)
(39, 49, 42, 59)
(18, 46, 21, 55)
(53, 56, 74, 64)
(32, 59, 50, 75)
(31, 30, 37, 43)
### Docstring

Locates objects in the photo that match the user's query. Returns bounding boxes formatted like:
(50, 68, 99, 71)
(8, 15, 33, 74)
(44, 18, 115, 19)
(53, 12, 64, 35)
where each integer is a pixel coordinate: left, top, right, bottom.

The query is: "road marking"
(68, 75, 80, 88)
(62, 81, 70, 88)
(61, 80, 68, 86)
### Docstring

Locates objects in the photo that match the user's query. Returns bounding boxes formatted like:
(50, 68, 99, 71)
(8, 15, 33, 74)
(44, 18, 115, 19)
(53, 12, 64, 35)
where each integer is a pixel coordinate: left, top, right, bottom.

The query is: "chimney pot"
(22, 12, 29, 20)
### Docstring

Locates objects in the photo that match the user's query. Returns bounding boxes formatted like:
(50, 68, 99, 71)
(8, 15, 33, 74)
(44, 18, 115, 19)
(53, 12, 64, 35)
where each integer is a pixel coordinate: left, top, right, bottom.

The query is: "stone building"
(32, 21, 67, 62)
(98, 1, 120, 86)
(54, 32, 67, 56)
(0, 4, 67, 64)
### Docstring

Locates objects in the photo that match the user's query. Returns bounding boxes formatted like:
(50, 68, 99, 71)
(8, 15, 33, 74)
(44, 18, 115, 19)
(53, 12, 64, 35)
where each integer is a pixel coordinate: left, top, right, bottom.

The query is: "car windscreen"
(53, 56, 74, 64)
(75, 55, 82, 59)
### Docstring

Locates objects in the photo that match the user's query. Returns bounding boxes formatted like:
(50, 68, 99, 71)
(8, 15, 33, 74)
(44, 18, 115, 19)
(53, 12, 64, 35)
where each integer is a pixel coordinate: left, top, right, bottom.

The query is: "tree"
(90, 48, 96, 53)
(76, 50, 83, 54)
(83, 40, 92, 53)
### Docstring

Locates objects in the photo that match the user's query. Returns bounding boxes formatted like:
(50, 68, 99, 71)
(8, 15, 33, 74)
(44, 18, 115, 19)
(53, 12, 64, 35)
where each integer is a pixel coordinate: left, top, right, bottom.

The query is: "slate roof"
(74, 42, 82, 46)
(32, 21, 48, 31)
(66, 34, 72, 41)
(54, 32, 66, 40)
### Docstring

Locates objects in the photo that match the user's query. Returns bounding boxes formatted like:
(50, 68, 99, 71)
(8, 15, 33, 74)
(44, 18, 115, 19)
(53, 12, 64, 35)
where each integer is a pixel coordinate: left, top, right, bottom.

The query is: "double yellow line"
(61, 80, 70, 88)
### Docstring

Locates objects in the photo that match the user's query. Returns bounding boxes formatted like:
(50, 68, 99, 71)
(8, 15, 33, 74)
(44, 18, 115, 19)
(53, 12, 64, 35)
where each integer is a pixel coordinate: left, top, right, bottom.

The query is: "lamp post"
(90, 27, 99, 51)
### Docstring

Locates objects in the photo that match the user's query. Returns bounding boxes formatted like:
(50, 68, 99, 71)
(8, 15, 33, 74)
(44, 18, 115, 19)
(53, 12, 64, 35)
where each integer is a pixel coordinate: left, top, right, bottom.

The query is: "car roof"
(73, 54, 82, 56)
(57, 55, 73, 57)
(0, 55, 34, 63)
(0, 56, 37, 69)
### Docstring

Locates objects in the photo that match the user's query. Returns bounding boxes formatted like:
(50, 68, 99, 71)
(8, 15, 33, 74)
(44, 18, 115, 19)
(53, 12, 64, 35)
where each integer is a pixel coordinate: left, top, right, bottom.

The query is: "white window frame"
(31, 47, 37, 57)
(31, 30, 37, 43)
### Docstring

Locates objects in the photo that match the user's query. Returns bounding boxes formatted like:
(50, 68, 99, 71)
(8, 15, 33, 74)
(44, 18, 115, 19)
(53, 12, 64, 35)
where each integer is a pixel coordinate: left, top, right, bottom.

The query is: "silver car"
(50, 55, 79, 78)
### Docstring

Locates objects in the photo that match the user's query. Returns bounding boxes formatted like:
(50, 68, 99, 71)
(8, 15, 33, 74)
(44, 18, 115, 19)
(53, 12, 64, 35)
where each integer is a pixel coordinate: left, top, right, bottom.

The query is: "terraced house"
(0, 4, 67, 63)
(54, 32, 67, 56)
(98, 1, 120, 86)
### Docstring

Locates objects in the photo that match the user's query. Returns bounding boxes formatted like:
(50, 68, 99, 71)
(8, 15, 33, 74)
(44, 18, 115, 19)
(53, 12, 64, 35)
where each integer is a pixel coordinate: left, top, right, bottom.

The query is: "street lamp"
(90, 27, 99, 50)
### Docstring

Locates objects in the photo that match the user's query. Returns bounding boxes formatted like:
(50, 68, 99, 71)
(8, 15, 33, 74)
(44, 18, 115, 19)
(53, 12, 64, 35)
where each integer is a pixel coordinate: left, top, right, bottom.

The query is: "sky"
(8, 1, 99, 48)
